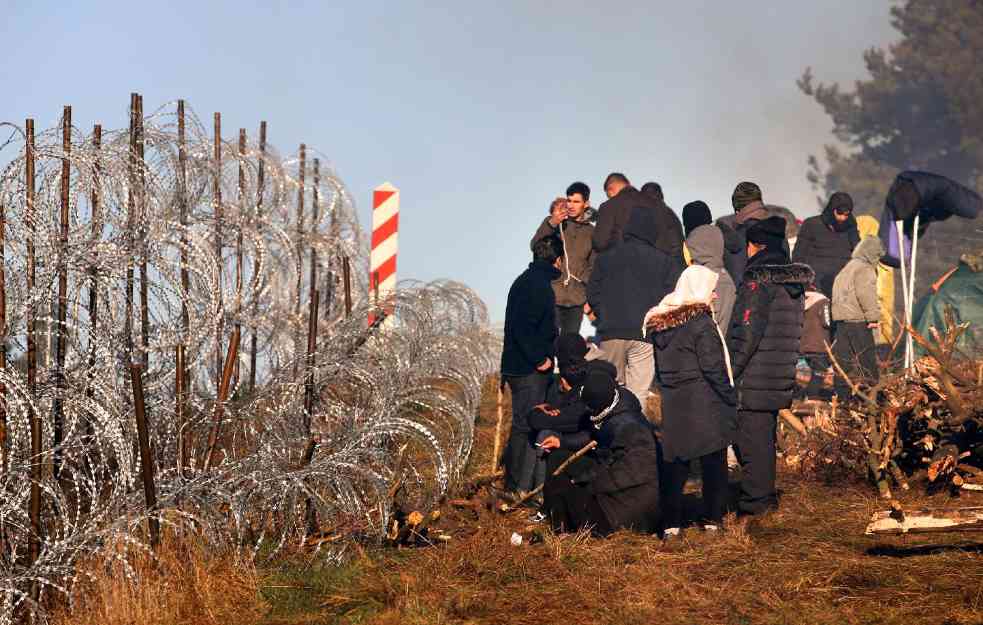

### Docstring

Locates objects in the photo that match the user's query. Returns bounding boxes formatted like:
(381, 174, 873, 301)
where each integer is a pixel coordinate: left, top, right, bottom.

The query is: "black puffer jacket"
(592, 186, 684, 262)
(792, 205, 859, 297)
(727, 249, 813, 411)
(587, 207, 683, 341)
(501, 260, 560, 377)
(580, 392, 660, 533)
(650, 303, 737, 462)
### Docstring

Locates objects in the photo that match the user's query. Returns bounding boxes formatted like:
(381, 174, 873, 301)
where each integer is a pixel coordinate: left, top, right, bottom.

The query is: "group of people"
(501, 174, 886, 538)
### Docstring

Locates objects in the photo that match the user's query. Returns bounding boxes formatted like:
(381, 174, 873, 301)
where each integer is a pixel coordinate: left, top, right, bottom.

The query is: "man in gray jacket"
(831, 236, 884, 394)
(531, 182, 595, 334)
(686, 223, 737, 333)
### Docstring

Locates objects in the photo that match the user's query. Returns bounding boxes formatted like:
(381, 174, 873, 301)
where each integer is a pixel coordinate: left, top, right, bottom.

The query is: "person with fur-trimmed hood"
(644, 265, 737, 536)
(536, 367, 660, 535)
(727, 216, 814, 515)
(792, 192, 861, 297)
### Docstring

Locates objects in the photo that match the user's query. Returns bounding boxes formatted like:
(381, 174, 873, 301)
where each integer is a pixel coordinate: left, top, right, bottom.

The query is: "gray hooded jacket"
(686, 224, 737, 332)
(832, 236, 884, 323)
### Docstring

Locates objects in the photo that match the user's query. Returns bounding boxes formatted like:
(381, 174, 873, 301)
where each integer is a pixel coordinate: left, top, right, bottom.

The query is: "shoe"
(527, 510, 547, 524)
(662, 527, 682, 540)
(702, 523, 721, 532)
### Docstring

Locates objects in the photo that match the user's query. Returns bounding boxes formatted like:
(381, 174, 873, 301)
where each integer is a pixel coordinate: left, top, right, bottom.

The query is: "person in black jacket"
(792, 192, 860, 297)
(592, 173, 684, 263)
(587, 205, 682, 402)
(501, 235, 564, 493)
(646, 265, 737, 535)
(716, 181, 770, 285)
(536, 368, 660, 535)
(727, 216, 814, 515)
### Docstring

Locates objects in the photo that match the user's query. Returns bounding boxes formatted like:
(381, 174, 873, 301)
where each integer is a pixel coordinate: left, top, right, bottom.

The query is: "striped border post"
(370, 182, 398, 326)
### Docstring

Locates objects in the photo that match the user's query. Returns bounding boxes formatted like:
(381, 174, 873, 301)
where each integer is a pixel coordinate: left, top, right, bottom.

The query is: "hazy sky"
(1, 1, 898, 320)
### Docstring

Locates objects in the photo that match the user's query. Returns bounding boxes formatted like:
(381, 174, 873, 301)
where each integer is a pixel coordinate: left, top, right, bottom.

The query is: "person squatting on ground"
(592, 172, 684, 263)
(530, 184, 595, 335)
(536, 367, 660, 535)
(644, 265, 737, 536)
(727, 216, 813, 515)
(716, 181, 769, 286)
(798, 284, 834, 400)
(831, 235, 885, 394)
(792, 191, 861, 298)
(500, 235, 564, 493)
(587, 206, 682, 402)
(686, 222, 737, 332)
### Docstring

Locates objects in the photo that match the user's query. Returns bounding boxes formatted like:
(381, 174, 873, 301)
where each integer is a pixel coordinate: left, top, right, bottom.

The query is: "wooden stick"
(125, 94, 136, 358)
(293, 144, 305, 378)
(202, 327, 240, 471)
(249, 121, 267, 393)
(491, 383, 504, 474)
(53, 105, 71, 478)
(866, 506, 983, 535)
(0, 171, 6, 473)
(303, 290, 319, 435)
(176, 344, 188, 475)
(342, 255, 352, 317)
(823, 340, 879, 408)
(130, 363, 160, 548)
(213, 112, 224, 383)
(503, 440, 598, 512)
(137, 95, 149, 369)
(25, 118, 41, 602)
(778, 409, 807, 436)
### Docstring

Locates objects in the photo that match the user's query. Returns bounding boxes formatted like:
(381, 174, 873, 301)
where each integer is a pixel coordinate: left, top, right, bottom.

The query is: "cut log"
(866, 506, 983, 535)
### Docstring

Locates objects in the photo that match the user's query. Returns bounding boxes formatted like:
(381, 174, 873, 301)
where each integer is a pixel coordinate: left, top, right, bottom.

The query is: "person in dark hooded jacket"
(792, 192, 861, 297)
(587, 205, 682, 402)
(537, 368, 660, 535)
(716, 181, 771, 285)
(727, 216, 814, 515)
(592, 173, 685, 262)
(646, 265, 736, 535)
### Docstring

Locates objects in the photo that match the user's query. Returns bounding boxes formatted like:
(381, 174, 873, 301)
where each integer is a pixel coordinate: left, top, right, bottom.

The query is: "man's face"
(833, 210, 851, 224)
(604, 181, 625, 199)
(566, 193, 587, 219)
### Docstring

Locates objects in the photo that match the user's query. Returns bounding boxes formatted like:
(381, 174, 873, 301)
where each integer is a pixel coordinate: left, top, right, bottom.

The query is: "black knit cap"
(682, 201, 713, 237)
(555, 334, 588, 369)
(826, 191, 854, 214)
(732, 181, 763, 211)
(746, 215, 787, 246)
(581, 368, 617, 414)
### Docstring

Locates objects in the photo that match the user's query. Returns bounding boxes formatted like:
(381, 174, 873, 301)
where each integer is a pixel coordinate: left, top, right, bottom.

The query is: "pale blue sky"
(1, 1, 897, 320)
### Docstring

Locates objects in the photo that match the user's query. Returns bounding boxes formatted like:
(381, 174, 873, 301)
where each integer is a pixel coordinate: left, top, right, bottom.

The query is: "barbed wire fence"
(0, 96, 496, 623)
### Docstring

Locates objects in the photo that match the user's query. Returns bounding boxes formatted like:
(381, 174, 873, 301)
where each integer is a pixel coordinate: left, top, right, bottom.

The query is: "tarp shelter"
(912, 252, 983, 358)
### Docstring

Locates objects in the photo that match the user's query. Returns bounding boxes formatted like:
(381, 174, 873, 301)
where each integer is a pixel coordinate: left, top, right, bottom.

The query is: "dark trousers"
(556, 305, 584, 335)
(734, 409, 778, 514)
(802, 353, 833, 401)
(832, 321, 879, 396)
(543, 448, 611, 535)
(504, 372, 550, 492)
(661, 449, 728, 528)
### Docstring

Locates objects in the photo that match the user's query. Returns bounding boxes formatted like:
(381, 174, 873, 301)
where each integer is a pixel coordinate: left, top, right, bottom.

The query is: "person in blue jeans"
(501, 235, 564, 493)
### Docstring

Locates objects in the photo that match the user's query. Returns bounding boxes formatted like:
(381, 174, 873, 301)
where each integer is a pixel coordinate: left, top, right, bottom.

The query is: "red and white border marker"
(369, 182, 398, 325)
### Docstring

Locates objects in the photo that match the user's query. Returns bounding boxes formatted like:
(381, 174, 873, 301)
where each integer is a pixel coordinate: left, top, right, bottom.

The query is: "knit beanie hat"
(581, 368, 617, 415)
(826, 192, 854, 214)
(732, 182, 763, 211)
(682, 201, 713, 237)
(555, 334, 588, 369)
(746, 216, 787, 247)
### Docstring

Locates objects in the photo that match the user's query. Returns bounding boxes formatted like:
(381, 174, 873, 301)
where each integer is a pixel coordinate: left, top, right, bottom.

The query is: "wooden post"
(87, 125, 102, 374)
(137, 95, 149, 368)
(310, 159, 319, 318)
(130, 363, 160, 548)
(303, 290, 319, 435)
(176, 344, 187, 475)
(53, 105, 72, 478)
(491, 383, 504, 474)
(125, 93, 136, 358)
(294, 145, 305, 376)
(25, 118, 41, 602)
(235, 128, 246, 389)
(249, 121, 266, 393)
(213, 113, 224, 381)
(0, 175, 5, 473)
(203, 327, 240, 471)
(177, 102, 190, 421)
(342, 255, 352, 317)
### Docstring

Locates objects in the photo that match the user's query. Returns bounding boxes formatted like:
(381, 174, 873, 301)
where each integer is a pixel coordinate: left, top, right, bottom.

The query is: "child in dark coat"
(644, 265, 737, 535)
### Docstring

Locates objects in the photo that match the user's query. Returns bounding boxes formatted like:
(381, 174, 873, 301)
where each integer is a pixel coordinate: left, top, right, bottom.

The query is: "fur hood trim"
(645, 302, 711, 333)
(744, 262, 815, 285)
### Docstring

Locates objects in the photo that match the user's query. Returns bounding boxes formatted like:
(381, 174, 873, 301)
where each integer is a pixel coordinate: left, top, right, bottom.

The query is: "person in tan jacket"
(831, 236, 885, 394)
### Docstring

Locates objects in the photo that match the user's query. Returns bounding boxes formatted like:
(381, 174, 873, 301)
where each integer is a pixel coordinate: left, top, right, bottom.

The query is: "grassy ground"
(53, 381, 983, 624)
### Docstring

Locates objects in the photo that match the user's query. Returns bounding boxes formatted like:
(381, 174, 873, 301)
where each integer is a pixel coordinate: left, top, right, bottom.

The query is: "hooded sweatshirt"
(587, 206, 682, 341)
(800, 290, 831, 354)
(685, 224, 737, 332)
(832, 236, 884, 324)
(530, 210, 595, 307)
